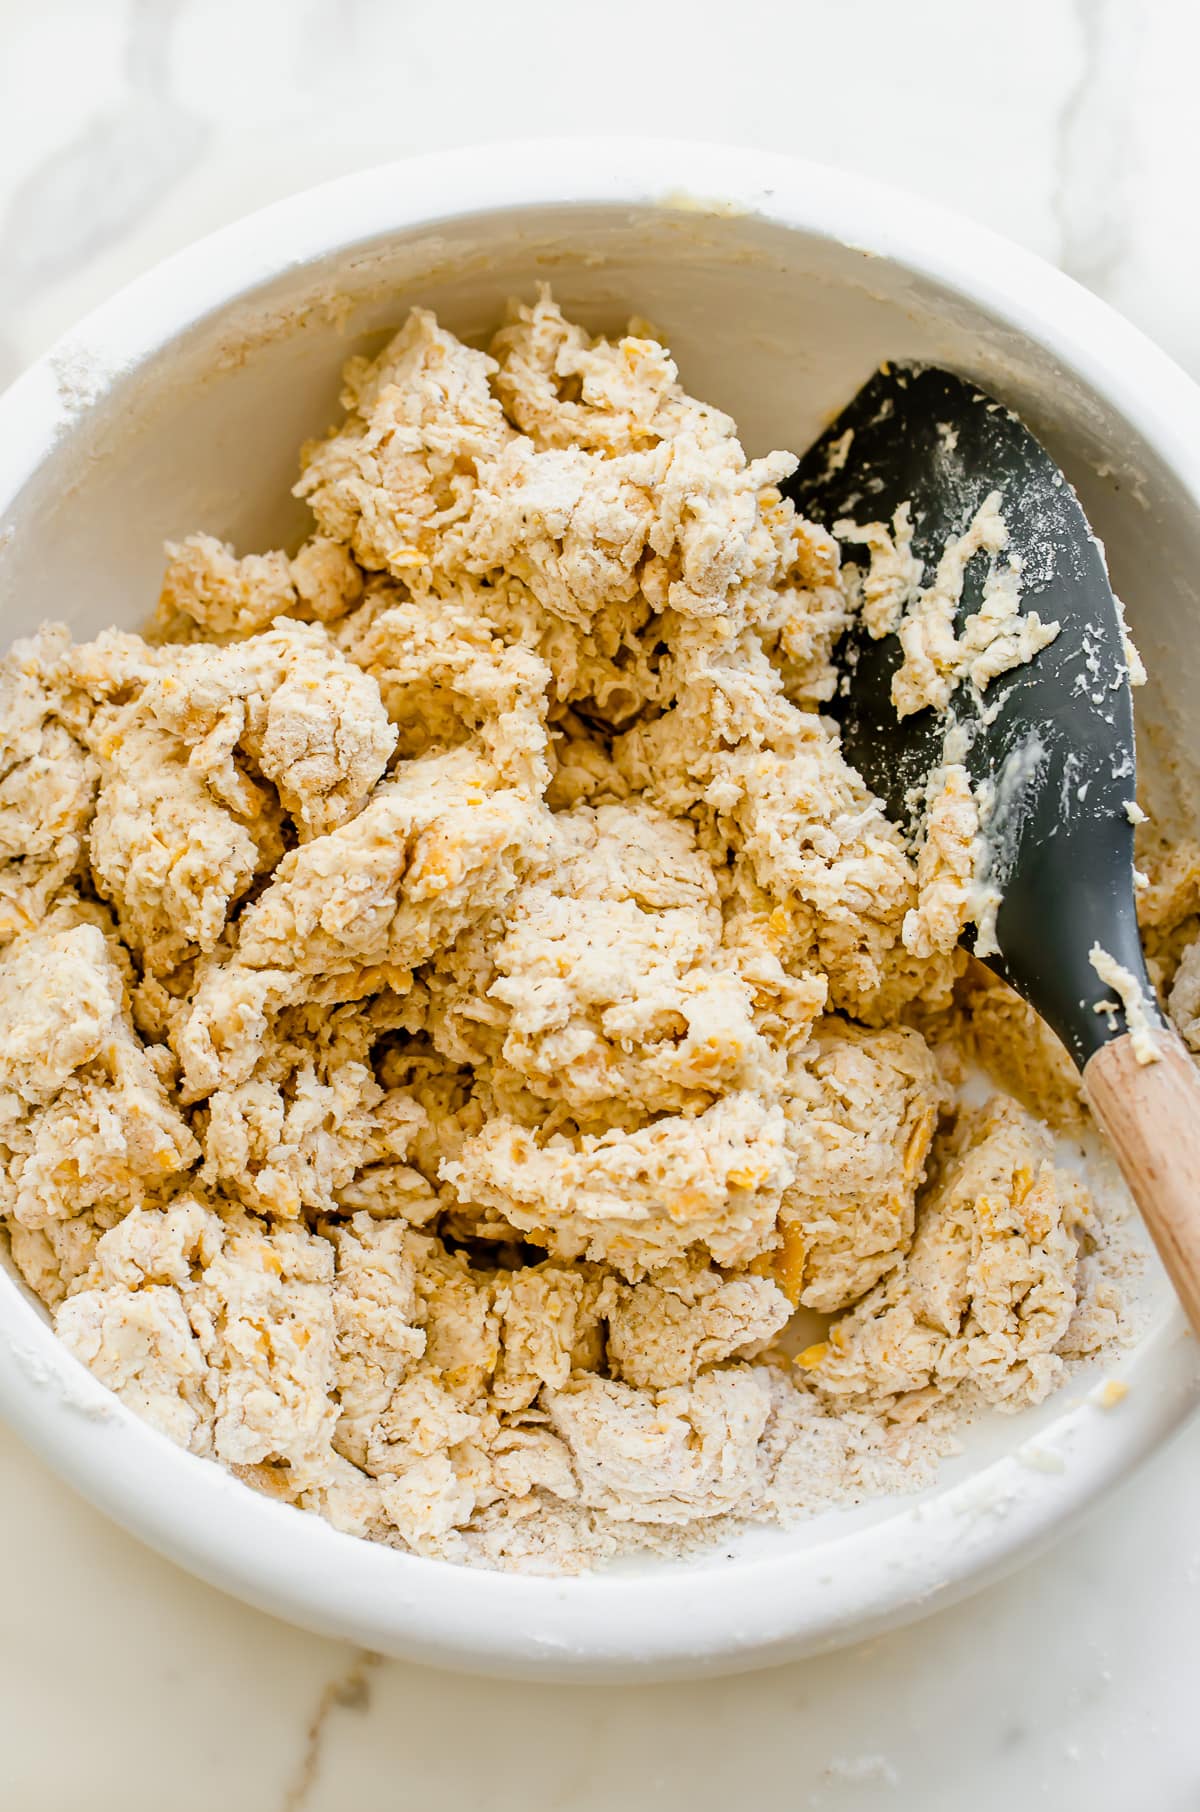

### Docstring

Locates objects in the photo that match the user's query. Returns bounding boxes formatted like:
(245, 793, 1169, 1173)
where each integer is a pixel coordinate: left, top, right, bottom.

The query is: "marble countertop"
(2, 1, 1199, 1806)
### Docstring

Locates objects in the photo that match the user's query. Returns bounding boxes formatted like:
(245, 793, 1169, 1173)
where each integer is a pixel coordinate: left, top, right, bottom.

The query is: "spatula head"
(784, 364, 1152, 1069)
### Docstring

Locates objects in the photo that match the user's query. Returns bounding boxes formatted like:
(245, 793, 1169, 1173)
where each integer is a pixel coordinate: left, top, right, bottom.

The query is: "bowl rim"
(0, 136, 1197, 1680)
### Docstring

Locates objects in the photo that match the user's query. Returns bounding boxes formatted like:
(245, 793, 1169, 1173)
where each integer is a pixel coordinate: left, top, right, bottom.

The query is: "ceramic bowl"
(1, 140, 1197, 1680)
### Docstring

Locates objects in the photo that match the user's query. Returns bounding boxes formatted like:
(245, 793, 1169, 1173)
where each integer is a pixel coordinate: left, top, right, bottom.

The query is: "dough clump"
(0, 292, 1133, 1570)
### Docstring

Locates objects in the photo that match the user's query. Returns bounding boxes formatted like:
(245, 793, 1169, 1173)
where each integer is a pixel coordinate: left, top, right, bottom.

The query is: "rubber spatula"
(784, 364, 1200, 1333)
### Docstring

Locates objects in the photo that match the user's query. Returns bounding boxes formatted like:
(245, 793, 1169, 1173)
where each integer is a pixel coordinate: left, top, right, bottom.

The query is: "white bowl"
(1, 140, 1197, 1681)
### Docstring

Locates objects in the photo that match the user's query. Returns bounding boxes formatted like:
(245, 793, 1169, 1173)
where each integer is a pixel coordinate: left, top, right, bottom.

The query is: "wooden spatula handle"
(1084, 1031, 1200, 1335)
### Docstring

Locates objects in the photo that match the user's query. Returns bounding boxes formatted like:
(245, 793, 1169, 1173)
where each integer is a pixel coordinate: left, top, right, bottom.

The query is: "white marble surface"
(1, 0, 1199, 1805)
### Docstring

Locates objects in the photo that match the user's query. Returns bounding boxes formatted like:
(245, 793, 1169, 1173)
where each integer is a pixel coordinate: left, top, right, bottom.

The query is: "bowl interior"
(8, 197, 1200, 814)
(0, 179, 1194, 1670)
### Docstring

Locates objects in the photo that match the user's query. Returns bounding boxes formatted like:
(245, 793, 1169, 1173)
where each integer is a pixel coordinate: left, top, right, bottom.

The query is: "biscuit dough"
(0, 292, 1150, 1571)
(838, 490, 1060, 717)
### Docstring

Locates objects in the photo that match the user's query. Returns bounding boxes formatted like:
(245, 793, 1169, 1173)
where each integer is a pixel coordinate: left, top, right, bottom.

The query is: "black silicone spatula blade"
(783, 363, 1154, 1069)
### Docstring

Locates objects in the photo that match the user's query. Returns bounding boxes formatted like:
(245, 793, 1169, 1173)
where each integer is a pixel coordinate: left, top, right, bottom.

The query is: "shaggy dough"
(838, 490, 1060, 718)
(0, 291, 1139, 1571)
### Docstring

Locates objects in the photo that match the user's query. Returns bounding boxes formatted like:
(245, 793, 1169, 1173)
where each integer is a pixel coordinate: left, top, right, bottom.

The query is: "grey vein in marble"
(1054, 0, 1142, 295)
(0, 0, 208, 385)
